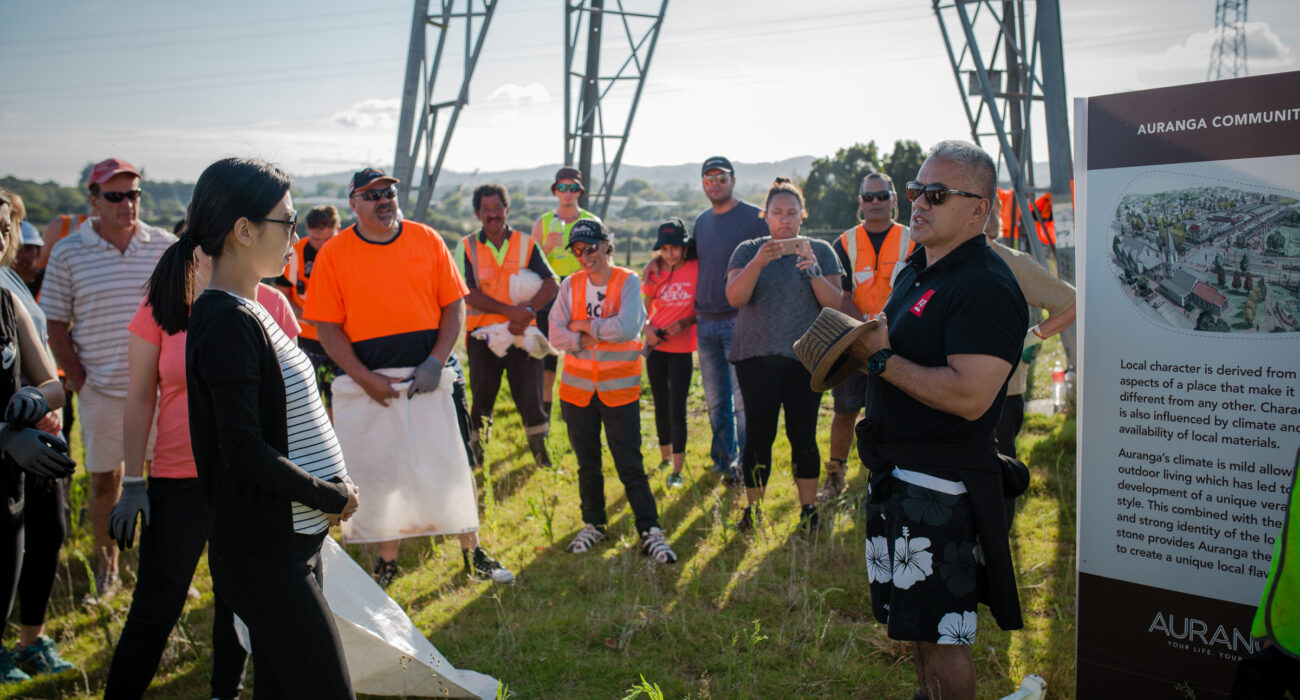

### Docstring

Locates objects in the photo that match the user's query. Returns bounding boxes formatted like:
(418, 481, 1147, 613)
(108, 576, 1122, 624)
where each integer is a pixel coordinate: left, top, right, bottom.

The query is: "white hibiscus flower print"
(891, 526, 933, 590)
(865, 536, 892, 583)
(936, 610, 978, 645)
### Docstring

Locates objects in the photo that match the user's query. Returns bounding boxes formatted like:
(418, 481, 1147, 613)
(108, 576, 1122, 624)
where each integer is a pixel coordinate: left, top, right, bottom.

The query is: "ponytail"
(147, 157, 291, 334)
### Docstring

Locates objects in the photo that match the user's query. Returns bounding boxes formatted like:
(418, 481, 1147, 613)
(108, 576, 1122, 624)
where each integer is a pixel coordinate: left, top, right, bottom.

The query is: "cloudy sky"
(3, 0, 1297, 185)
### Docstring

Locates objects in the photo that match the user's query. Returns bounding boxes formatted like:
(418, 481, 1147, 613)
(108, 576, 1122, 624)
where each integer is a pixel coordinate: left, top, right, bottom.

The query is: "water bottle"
(1052, 361, 1066, 413)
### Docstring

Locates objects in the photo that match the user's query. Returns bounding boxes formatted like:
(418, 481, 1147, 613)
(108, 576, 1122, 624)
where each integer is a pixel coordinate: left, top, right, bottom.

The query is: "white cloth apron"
(334, 365, 479, 543)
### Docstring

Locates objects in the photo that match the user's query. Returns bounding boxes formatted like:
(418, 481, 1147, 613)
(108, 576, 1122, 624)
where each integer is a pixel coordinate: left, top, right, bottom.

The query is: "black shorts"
(865, 476, 983, 645)
(831, 371, 869, 413)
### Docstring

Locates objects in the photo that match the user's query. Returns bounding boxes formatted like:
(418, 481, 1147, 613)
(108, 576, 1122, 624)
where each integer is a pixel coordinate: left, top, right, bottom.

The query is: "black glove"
(109, 480, 150, 550)
(4, 387, 50, 430)
(405, 355, 444, 398)
(1, 425, 75, 480)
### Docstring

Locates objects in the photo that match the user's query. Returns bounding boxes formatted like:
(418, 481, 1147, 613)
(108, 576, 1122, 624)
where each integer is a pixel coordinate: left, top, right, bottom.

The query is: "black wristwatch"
(866, 348, 894, 376)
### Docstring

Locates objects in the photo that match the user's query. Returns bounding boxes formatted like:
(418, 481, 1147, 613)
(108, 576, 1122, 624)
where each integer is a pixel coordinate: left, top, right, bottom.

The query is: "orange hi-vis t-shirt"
(278, 237, 321, 341)
(303, 220, 468, 371)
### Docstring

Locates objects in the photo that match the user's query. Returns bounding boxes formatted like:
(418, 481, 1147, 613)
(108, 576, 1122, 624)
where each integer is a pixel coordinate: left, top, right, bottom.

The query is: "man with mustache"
(455, 184, 558, 469)
(305, 168, 513, 587)
(853, 141, 1028, 700)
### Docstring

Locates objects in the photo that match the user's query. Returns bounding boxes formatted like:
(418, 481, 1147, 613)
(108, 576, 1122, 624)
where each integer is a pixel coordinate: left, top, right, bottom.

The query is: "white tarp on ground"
(320, 538, 500, 699)
(234, 538, 500, 698)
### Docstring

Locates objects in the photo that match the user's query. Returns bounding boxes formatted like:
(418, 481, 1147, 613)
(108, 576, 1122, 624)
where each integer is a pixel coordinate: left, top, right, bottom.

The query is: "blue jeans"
(696, 316, 746, 471)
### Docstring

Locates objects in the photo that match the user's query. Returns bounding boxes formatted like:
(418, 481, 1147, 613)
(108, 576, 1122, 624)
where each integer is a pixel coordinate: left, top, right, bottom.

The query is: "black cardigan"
(186, 290, 349, 559)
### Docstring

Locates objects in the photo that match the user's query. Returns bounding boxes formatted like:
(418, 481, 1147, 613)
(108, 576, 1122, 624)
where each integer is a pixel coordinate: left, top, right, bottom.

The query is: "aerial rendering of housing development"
(1111, 183, 1300, 333)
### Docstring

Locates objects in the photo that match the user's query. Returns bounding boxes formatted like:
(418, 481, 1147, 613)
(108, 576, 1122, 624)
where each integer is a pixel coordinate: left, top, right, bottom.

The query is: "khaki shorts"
(78, 383, 154, 474)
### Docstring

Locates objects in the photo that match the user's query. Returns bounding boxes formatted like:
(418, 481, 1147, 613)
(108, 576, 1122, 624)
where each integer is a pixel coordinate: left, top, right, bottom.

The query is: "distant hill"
(291, 156, 818, 197)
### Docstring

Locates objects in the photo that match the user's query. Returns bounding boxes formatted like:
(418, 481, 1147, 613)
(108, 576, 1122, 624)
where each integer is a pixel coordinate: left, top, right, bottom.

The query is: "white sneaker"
(566, 523, 607, 554)
(640, 527, 678, 564)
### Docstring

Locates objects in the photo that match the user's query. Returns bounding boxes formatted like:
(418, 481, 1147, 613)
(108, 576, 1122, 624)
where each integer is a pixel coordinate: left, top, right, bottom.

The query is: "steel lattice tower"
(564, 0, 669, 219)
(932, 0, 1076, 359)
(1207, 0, 1249, 81)
(392, 0, 499, 224)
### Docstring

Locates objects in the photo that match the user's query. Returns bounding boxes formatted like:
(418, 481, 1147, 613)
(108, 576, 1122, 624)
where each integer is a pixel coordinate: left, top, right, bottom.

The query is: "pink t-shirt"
(128, 284, 301, 479)
(642, 259, 698, 353)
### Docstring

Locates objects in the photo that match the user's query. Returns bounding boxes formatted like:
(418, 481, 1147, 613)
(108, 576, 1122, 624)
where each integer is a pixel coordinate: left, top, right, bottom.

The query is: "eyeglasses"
(358, 186, 398, 202)
(904, 181, 985, 206)
(702, 173, 731, 184)
(260, 214, 298, 233)
(860, 190, 892, 203)
(100, 189, 142, 203)
(571, 243, 602, 258)
(554, 184, 581, 193)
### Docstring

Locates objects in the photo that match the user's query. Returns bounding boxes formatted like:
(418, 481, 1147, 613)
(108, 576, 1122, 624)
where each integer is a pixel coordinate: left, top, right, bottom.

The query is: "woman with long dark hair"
(106, 244, 301, 696)
(147, 158, 357, 698)
(724, 178, 844, 533)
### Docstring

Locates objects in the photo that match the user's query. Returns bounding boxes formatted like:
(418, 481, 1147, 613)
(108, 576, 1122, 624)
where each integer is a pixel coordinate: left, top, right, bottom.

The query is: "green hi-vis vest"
(1251, 446, 1299, 657)
(539, 208, 598, 277)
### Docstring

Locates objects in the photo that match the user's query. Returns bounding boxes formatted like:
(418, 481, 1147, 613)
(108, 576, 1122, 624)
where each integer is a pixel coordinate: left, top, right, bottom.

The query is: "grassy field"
(3, 341, 1077, 699)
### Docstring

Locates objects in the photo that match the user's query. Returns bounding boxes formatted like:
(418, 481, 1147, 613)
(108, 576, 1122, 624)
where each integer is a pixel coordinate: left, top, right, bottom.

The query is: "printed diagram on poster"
(1108, 171, 1300, 334)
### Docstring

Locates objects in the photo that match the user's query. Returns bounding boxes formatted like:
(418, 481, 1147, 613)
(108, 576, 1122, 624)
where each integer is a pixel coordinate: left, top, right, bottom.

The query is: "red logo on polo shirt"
(910, 289, 935, 317)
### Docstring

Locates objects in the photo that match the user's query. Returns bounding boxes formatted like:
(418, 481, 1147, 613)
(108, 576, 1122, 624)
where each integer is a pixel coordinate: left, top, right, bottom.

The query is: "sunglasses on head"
(904, 181, 985, 206)
(860, 190, 892, 203)
(358, 186, 397, 202)
(100, 189, 142, 203)
(554, 183, 581, 193)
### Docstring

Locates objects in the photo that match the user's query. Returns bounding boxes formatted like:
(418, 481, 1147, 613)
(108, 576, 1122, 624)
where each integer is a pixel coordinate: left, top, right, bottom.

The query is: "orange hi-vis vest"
(558, 267, 642, 408)
(839, 222, 914, 316)
(464, 229, 537, 332)
(282, 238, 318, 341)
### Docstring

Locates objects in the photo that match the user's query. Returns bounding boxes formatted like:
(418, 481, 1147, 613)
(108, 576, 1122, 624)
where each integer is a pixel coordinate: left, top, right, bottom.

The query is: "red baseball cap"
(87, 158, 141, 188)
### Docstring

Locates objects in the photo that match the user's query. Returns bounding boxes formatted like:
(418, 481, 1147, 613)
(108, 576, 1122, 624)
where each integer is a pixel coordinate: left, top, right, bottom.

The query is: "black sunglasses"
(100, 189, 142, 203)
(358, 186, 398, 202)
(860, 190, 892, 203)
(904, 181, 985, 206)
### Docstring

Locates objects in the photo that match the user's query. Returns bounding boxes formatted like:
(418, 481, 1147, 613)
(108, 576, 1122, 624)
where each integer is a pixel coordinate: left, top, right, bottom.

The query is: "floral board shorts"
(864, 476, 984, 645)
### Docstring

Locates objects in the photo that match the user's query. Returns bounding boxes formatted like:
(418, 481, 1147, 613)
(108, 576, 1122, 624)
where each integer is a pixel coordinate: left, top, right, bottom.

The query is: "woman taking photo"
(147, 158, 357, 698)
(105, 240, 301, 697)
(641, 218, 697, 488)
(724, 178, 843, 533)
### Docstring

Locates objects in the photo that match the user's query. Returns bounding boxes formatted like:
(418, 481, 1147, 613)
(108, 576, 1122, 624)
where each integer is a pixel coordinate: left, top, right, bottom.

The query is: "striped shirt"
(39, 220, 176, 397)
(228, 292, 349, 535)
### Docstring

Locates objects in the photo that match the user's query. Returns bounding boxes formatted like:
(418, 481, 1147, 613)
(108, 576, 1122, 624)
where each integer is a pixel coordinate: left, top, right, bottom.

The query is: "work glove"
(1, 425, 75, 480)
(5, 387, 50, 430)
(1021, 327, 1044, 364)
(405, 355, 444, 398)
(109, 480, 150, 550)
(799, 262, 823, 280)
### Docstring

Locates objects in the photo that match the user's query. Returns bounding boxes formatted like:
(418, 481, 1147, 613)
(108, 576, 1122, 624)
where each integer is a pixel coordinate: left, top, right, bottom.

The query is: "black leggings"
(733, 356, 823, 489)
(105, 477, 247, 699)
(211, 533, 353, 700)
(16, 474, 67, 628)
(646, 350, 692, 454)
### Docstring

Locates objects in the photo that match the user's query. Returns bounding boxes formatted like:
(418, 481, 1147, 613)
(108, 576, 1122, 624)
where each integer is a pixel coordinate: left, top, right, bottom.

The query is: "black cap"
(553, 166, 583, 188)
(652, 217, 689, 250)
(566, 218, 609, 248)
(701, 156, 734, 175)
(349, 167, 399, 196)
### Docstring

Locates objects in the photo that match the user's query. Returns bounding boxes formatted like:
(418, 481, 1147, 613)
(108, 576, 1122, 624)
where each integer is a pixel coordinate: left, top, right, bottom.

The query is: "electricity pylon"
(932, 0, 1076, 359)
(564, 0, 669, 219)
(1207, 0, 1249, 80)
(392, 0, 499, 223)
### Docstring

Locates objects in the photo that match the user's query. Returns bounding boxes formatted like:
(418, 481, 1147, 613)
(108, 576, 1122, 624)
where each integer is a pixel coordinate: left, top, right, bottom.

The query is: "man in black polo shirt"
(854, 140, 1028, 700)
